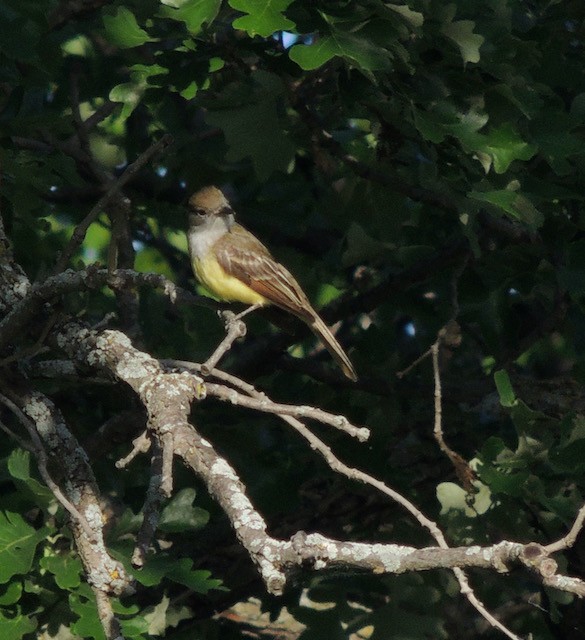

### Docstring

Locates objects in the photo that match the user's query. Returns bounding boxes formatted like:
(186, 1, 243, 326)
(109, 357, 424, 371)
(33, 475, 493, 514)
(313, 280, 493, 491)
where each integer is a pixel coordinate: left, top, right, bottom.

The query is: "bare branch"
(132, 438, 165, 568)
(204, 379, 369, 441)
(431, 341, 474, 491)
(453, 567, 522, 640)
(545, 503, 585, 553)
(171, 415, 585, 606)
(201, 310, 249, 375)
(94, 587, 125, 640)
(0, 267, 213, 352)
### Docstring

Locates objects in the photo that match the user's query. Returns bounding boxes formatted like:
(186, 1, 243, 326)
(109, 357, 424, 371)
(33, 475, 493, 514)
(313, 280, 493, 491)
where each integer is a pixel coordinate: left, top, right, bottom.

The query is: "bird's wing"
(215, 223, 358, 380)
(214, 224, 314, 320)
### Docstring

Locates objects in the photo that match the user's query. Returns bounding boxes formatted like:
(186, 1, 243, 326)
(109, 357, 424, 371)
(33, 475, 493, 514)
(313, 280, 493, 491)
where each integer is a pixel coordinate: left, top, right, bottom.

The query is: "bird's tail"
(308, 313, 357, 381)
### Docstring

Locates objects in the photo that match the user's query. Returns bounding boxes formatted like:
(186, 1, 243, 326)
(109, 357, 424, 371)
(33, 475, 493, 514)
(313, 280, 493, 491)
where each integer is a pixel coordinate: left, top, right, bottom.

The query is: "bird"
(186, 186, 357, 381)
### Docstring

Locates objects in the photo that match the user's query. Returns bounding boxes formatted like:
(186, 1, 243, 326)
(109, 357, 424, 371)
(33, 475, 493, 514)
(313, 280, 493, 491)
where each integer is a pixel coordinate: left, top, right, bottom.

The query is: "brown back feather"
(214, 224, 314, 321)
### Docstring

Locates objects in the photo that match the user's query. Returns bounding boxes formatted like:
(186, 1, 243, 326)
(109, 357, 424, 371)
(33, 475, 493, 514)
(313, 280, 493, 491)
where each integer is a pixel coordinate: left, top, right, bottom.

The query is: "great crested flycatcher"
(186, 186, 357, 381)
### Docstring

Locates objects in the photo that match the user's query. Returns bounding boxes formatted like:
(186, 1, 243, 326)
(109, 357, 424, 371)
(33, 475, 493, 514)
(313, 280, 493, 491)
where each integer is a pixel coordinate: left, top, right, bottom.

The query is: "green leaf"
(207, 102, 295, 178)
(529, 110, 584, 176)
(70, 584, 147, 640)
(166, 565, 223, 593)
(0, 581, 22, 605)
(290, 31, 391, 72)
(445, 108, 489, 142)
(494, 370, 515, 408)
(132, 554, 223, 592)
(7, 449, 54, 509)
(229, 0, 295, 37)
(0, 511, 48, 583)
(176, 56, 224, 99)
(413, 109, 447, 144)
(0, 609, 36, 639)
(481, 124, 537, 174)
(550, 439, 585, 473)
(159, 0, 221, 35)
(103, 7, 154, 49)
(469, 189, 543, 228)
(159, 488, 209, 532)
(441, 19, 484, 64)
(510, 401, 554, 451)
(413, 103, 488, 146)
(476, 461, 529, 497)
(70, 588, 106, 640)
(41, 552, 83, 589)
(386, 3, 424, 29)
(109, 82, 146, 121)
(493, 83, 544, 120)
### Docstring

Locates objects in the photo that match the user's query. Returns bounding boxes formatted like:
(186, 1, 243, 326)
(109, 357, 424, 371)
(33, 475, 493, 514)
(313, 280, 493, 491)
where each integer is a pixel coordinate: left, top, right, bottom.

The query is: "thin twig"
(116, 432, 151, 469)
(168, 360, 369, 441)
(396, 347, 432, 378)
(201, 311, 249, 375)
(0, 312, 57, 366)
(54, 134, 173, 273)
(545, 503, 585, 553)
(74, 100, 117, 138)
(431, 339, 474, 491)
(207, 381, 369, 441)
(454, 567, 522, 640)
(0, 418, 33, 451)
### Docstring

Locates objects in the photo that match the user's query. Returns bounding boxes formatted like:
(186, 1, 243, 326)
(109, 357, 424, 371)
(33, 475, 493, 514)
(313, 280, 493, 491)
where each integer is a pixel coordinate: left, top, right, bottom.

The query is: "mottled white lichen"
(482, 547, 494, 561)
(116, 356, 151, 380)
(105, 330, 131, 348)
(261, 545, 279, 562)
(211, 458, 239, 481)
(375, 544, 413, 572)
(84, 503, 103, 528)
(12, 276, 30, 299)
(24, 396, 59, 445)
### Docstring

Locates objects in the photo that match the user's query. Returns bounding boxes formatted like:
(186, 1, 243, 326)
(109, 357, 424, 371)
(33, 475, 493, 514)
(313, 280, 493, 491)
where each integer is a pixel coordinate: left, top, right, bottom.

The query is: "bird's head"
(188, 186, 234, 227)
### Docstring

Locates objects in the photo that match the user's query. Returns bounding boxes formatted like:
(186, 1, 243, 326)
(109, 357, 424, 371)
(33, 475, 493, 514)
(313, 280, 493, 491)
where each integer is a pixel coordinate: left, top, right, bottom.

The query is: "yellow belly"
(193, 254, 267, 306)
